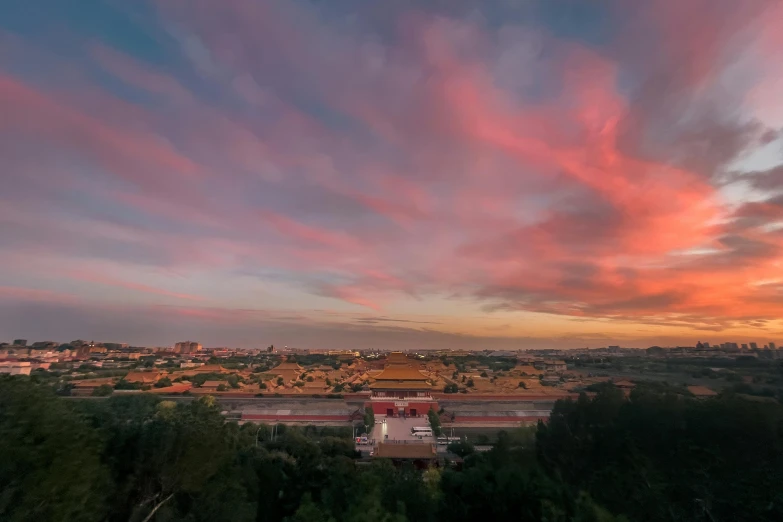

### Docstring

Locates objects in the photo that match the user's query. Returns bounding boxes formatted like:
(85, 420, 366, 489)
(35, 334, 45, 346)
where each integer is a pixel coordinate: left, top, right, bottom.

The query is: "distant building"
(750, 342, 758, 350)
(544, 360, 567, 373)
(174, 341, 202, 354)
(123, 371, 162, 385)
(103, 342, 129, 350)
(741, 344, 749, 350)
(368, 352, 435, 417)
(372, 443, 437, 468)
(13, 339, 27, 346)
(488, 351, 517, 358)
(688, 385, 718, 398)
(269, 362, 304, 384)
(325, 350, 359, 357)
(0, 362, 32, 375)
(771, 342, 777, 350)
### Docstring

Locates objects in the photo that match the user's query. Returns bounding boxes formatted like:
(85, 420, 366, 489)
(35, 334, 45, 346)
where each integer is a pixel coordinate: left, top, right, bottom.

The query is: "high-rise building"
(741, 344, 748, 350)
(174, 341, 202, 354)
(771, 342, 777, 350)
(13, 339, 27, 346)
(750, 342, 758, 350)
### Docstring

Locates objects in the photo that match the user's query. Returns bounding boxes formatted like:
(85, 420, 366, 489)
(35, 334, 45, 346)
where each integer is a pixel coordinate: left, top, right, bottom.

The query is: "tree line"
(1, 376, 782, 521)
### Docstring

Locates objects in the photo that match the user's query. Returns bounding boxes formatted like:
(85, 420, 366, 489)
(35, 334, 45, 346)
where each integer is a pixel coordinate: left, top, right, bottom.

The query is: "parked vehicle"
(411, 427, 433, 438)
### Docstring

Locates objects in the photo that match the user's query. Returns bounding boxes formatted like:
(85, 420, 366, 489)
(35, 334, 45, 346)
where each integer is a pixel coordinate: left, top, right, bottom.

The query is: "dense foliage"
(427, 407, 442, 436)
(2, 375, 782, 521)
(538, 383, 783, 521)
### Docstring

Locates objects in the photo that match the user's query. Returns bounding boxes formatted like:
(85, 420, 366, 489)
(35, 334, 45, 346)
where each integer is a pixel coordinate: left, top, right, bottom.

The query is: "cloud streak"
(1, 0, 783, 346)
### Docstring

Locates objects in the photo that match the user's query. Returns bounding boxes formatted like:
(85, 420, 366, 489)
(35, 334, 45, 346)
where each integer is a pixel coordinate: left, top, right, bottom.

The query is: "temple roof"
(370, 381, 433, 390)
(373, 366, 428, 381)
(374, 443, 436, 459)
(385, 352, 410, 365)
(273, 362, 303, 370)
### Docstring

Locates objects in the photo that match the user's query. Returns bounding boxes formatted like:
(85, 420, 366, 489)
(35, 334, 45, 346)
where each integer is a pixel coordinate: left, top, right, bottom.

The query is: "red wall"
(367, 400, 437, 417)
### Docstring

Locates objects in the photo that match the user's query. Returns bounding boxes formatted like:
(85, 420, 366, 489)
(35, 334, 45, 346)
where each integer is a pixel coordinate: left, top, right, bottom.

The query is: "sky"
(1, 0, 783, 350)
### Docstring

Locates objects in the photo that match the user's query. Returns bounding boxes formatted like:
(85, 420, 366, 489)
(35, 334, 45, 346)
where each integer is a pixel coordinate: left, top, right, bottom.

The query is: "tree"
(92, 383, 114, 396)
(217, 384, 228, 391)
(536, 386, 783, 522)
(446, 440, 475, 458)
(106, 396, 237, 521)
(227, 374, 241, 389)
(8, 365, 783, 522)
(480, 371, 488, 378)
(0, 376, 110, 521)
(466, 379, 474, 388)
(114, 379, 142, 390)
(443, 383, 459, 393)
(277, 377, 285, 386)
(288, 493, 330, 522)
(154, 377, 172, 388)
(518, 381, 527, 389)
(364, 406, 375, 432)
(427, 408, 442, 436)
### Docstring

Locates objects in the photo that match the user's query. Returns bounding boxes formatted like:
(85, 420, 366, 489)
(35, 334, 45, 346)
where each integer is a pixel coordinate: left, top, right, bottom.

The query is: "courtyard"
(371, 415, 433, 443)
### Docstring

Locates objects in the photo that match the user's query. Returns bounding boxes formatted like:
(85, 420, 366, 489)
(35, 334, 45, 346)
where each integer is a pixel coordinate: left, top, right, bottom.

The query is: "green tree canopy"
(0, 376, 110, 522)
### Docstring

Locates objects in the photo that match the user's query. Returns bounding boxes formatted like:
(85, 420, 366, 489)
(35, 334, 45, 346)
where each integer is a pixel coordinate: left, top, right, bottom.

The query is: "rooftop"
(123, 371, 161, 383)
(385, 352, 410, 365)
(688, 385, 718, 397)
(374, 443, 437, 459)
(370, 381, 433, 390)
(373, 367, 428, 381)
(273, 362, 303, 371)
(190, 364, 228, 373)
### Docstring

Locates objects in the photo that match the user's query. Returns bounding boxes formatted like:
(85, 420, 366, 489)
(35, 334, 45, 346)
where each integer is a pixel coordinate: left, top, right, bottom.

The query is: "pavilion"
(372, 442, 438, 468)
(367, 352, 436, 417)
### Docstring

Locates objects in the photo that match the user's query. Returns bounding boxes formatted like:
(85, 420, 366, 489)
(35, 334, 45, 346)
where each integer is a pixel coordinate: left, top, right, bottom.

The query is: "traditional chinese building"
(367, 352, 436, 417)
(372, 442, 438, 469)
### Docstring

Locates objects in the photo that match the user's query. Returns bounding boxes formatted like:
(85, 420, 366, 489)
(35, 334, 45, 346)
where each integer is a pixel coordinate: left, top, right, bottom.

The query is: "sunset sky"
(2, 0, 783, 350)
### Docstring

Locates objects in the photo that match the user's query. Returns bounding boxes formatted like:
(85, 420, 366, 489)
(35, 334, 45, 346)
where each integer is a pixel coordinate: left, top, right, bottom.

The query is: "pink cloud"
(0, 286, 79, 304)
(2, 0, 783, 334)
(64, 269, 204, 301)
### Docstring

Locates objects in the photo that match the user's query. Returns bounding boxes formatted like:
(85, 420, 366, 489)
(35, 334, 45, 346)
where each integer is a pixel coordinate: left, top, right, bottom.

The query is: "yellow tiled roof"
(369, 381, 433, 390)
(375, 443, 436, 459)
(373, 367, 428, 381)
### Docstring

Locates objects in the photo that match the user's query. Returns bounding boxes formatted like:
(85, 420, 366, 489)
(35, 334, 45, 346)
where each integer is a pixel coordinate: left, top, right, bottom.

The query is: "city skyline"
(2, 1, 783, 350)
